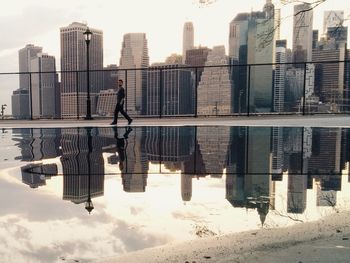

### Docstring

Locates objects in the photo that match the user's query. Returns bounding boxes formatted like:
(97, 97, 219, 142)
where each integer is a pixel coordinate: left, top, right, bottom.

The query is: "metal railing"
(1, 60, 350, 120)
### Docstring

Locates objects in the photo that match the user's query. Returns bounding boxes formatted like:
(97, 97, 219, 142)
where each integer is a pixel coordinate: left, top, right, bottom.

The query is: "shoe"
(110, 121, 117, 125)
(128, 119, 133, 125)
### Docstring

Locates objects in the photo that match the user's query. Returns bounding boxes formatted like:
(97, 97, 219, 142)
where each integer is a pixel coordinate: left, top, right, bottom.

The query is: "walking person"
(110, 79, 133, 125)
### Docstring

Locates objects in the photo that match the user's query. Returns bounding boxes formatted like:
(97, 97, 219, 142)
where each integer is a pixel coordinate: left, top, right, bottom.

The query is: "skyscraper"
(18, 44, 43, 90)
(323, 11, 344, 35)
(185, 46, 211, 113)
(119, 33, 149, 115)
(147, 63, 193, 115)
(229, 13, 250, 113)
(182, 22, 194, 64)
(293, 3, 313, 63)
(197, 46, 232, 115)
(31, 53, 60, 118)
(274, 40, 287, 112)
(12, 44, 43, 119)
(247, 8, 275, 112)
(60, 22, 103, 118)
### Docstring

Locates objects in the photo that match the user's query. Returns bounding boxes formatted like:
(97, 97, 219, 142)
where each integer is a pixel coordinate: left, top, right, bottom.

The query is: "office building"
(292, 3, 313, 63)
(31, 53, 60, 118)
(147, 63, 193, 115)
(182, 22, 194, 63)
(118, 33, 149, 115)
(274, 41, 287, 112)
(60, 22, 103, 117)
(197, 46, 232, 115)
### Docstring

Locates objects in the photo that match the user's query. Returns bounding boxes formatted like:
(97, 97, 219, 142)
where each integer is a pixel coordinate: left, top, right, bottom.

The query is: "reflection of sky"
(1, 128, 350, 262)
(0, 162, 350, 262)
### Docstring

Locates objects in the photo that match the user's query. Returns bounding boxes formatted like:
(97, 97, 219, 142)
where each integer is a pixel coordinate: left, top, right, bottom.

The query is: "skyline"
(1, 0, 350, 114)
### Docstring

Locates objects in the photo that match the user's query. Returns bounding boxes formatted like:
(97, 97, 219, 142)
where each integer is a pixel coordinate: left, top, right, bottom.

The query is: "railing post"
(76, 71, 79, 120)
(29, 73, 33, 120)
(124, 70, 128, 112)
(302, 62, 307, 116)
(159, 68, 163, 118)
(247, 65, 251, 117)
(195, 67, 198, 118)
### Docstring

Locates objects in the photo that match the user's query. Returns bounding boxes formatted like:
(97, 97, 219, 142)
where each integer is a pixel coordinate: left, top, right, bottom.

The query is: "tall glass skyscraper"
(118, 33, 149, 115)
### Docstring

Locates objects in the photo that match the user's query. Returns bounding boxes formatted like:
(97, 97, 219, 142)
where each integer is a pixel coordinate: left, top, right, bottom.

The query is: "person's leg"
(120, 108, 132, 124)
(111, 104, 120, 124)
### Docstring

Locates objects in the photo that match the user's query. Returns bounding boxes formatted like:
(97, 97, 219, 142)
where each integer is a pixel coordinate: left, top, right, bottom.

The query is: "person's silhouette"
(113, 126, 133, 171)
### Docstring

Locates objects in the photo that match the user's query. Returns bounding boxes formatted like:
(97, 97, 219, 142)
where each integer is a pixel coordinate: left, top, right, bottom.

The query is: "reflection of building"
(122, 127, 149, 192)
(61, 128, 104, 203)
(287, 173, 307, 213)
(21, 163, 58, 188)
(197, 126, 230, 177)
(60, 22, 103, 117)
(271, 127, 284, 175)
(308, 128, 342, 174)
(181, 173, 192, 201)
(144, 127, 194, 163)
(12, 128, 62, 161)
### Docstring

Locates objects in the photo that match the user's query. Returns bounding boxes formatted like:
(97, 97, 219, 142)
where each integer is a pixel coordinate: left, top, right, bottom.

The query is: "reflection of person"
(113, 126, 133, 171)
(110, 79, 133, 125)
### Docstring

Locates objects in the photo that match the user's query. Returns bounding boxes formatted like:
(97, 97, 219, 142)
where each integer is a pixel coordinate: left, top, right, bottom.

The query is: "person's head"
(118, 79, 123, 88)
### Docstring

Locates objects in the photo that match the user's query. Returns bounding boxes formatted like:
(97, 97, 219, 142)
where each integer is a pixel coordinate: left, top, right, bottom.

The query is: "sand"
(95, 211, 350, 263)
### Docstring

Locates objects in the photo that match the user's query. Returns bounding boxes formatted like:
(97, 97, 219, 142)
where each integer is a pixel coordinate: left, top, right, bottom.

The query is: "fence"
(1, 60, 350, 120)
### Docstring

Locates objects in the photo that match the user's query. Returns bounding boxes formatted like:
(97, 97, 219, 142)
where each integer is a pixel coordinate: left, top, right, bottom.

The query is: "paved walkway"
(0, 115, 350, 128)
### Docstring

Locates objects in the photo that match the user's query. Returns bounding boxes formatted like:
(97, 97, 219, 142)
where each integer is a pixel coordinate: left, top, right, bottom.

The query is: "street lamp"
(84, 27, 93, 120)
(85, 127, 94, 214)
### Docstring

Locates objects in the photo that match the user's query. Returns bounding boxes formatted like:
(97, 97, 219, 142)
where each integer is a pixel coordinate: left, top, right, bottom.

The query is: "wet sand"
(96, 211, 350, 263)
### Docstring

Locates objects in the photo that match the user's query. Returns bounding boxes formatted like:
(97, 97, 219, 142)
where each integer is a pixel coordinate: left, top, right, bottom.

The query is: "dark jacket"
(117, 87, 125, 105)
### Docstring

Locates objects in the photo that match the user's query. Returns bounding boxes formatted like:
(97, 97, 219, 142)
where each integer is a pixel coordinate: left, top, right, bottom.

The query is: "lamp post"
(84, 27, 93, 120)
(85, 127, 94, 214)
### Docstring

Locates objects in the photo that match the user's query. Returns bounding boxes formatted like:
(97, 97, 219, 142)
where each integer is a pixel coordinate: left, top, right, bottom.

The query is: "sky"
(0, 0, 349, 113)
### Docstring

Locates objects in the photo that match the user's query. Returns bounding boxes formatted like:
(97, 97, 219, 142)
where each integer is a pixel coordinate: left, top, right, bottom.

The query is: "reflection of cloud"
(172, 211, 205, 222)
(112, 220, 171, 252)
(130, 206, 144, 215)
(0, 176, 108, 222)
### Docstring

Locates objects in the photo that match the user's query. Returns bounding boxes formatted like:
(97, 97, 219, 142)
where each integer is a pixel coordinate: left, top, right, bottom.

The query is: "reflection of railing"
(16, 126, 349, 214)
(3, 60, 350, 119)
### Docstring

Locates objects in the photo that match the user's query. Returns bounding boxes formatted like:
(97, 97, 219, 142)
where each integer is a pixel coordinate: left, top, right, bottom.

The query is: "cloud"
(0, 6, 75, 51)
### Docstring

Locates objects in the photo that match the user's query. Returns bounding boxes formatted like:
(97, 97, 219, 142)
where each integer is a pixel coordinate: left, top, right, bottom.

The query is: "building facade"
(31, 53, 60, 118)
(147, 63, 193, 116)
(182, 22, 194, 64)
(118, 33, 149, 115)
(197, 46, 232, 115)
(60, 22, 103, 118)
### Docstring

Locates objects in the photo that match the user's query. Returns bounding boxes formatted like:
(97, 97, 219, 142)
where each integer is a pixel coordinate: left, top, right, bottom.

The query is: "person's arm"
(117, 88, 125, 105)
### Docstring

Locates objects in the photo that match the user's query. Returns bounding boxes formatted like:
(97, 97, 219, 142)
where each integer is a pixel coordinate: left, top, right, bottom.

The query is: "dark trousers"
(113, 104, 131, 123)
